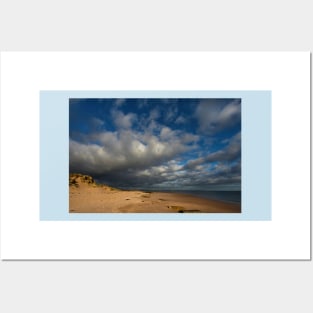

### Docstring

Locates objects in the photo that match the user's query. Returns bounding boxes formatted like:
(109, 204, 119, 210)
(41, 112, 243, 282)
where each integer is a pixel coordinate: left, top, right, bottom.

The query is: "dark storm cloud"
(86, 157, 241, 189)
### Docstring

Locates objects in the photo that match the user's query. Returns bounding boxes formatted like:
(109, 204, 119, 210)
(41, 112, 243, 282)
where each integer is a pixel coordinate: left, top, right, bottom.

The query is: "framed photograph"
(0, 52, 310, 259)
(40, 90, 270, 221)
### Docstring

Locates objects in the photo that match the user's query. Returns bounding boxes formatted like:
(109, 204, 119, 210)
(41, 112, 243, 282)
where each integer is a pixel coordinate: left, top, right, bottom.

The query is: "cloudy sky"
(69, 98, 241, 190)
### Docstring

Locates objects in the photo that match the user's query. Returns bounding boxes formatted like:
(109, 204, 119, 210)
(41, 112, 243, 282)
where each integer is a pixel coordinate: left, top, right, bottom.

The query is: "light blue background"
(40, 91, 271, 221)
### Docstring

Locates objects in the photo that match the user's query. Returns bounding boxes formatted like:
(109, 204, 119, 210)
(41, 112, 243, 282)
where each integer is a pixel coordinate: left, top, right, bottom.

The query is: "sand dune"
(69, 174, 241, 213)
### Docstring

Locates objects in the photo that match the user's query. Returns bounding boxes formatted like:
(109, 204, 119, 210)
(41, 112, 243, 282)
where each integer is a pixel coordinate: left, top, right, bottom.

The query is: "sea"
(143, 190, 241, 204)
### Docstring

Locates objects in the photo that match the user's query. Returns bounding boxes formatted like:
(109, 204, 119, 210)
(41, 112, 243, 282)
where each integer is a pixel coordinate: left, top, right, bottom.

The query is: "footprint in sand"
(141, 194, 151, 199)
(167, 205, 186, 212)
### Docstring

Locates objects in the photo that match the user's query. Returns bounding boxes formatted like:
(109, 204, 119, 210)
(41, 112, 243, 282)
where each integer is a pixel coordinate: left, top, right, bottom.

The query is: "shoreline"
(144, 190, 241, 205)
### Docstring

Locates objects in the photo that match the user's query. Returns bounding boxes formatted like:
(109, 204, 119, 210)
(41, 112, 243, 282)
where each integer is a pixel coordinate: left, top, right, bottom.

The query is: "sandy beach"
(69, 174, 241, 213)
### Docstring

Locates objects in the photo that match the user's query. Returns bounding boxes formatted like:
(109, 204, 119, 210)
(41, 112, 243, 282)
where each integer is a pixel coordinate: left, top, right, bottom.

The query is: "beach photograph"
(69, 98, 241, 213)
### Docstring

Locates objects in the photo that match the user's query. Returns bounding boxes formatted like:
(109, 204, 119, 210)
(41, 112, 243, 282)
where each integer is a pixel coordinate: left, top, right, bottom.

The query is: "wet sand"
(69, 184, 241, 213)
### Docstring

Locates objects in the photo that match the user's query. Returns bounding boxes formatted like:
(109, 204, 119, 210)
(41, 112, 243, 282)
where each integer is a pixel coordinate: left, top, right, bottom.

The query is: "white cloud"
(111, 109, 136, 129)
(70, 125, 194, 178)
(90, 117, 104, 128)
(175, 116, 186, 124)
(148, 108, 160, 121)
(114, 99, 126, 107)
(160, 126, 175, 140)
(164, 105, 178, 123)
